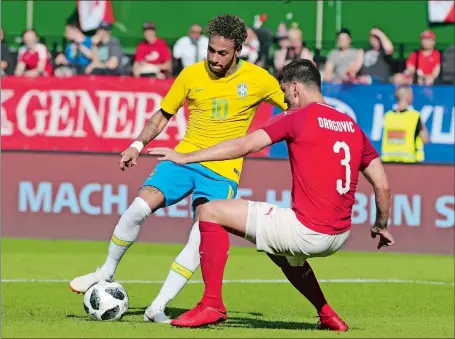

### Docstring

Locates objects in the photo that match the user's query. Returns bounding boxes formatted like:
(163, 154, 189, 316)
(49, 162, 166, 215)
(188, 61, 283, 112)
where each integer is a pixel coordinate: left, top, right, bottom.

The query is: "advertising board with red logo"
(1, 76, 274, 156)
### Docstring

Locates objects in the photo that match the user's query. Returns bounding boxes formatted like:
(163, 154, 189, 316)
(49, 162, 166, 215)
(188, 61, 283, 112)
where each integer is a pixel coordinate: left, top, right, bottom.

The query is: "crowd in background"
(1, 17, 455, 85)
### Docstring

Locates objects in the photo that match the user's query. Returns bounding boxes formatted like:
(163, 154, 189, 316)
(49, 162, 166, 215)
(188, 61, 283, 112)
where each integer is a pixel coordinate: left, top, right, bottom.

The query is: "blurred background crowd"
(1, 0, 454, 86)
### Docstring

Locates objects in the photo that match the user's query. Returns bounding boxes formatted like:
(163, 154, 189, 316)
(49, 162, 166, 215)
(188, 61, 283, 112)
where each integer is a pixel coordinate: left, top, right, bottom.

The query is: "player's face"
(207, 35, 239, 77)
(280, 82, 300, 109)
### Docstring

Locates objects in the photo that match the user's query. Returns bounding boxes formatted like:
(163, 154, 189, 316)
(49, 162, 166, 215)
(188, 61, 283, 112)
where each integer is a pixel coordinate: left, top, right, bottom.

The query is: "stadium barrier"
(2, 152, 454, 254)
(2, 77, 454, 163)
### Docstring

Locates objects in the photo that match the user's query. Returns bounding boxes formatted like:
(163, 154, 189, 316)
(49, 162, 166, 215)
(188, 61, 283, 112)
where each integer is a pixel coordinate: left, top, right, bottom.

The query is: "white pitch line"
(1, 278, 454, 286)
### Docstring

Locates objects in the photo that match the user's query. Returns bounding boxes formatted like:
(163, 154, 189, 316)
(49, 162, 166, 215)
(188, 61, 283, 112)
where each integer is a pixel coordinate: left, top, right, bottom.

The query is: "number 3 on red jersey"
(333, 141, 351, 195)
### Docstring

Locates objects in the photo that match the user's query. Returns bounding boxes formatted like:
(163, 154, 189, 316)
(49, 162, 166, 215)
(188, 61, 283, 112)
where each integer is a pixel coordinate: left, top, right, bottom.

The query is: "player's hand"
(370, 225, 395, 250)
(119, 147, 139, 171)
(147, 147, 186, 165)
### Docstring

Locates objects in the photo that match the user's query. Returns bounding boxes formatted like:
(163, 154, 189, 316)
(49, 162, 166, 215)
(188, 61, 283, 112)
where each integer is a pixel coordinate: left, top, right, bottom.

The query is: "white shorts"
(245, 201, 350, 266)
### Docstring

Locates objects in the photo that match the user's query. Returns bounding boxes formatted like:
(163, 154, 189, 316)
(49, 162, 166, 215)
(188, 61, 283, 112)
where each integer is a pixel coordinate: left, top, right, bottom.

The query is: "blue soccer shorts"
(142, 160, 238, 210)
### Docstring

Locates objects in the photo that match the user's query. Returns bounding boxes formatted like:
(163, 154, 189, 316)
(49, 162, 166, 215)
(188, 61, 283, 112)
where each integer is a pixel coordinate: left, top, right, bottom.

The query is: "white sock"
(151, 221, 201, 310)
(101, 197, 151, 277)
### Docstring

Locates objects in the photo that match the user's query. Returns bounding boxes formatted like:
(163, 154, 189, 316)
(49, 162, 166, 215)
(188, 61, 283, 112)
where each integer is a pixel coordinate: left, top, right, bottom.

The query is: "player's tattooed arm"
(119, 109, 174, 171)
(136, 109, 173, 146)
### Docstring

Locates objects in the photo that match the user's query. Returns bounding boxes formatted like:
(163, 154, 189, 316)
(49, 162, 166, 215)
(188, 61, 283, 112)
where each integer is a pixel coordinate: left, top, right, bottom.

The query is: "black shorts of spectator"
(89, 67, 121, 76)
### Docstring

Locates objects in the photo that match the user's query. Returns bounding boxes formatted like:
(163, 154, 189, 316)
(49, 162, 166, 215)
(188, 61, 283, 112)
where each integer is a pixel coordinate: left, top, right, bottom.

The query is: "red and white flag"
(77, 0, 115, 32)
(428, 0, 455, 23)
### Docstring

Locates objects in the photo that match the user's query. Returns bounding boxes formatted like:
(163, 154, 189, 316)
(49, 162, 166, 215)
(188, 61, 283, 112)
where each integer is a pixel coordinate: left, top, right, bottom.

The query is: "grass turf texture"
(2, 238, 454, 338)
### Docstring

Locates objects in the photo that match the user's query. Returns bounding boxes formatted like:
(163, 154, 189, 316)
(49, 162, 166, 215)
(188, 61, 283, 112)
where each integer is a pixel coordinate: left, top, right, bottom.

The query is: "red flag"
(77, 0, 115, 32)
(428, 0, 455, 24)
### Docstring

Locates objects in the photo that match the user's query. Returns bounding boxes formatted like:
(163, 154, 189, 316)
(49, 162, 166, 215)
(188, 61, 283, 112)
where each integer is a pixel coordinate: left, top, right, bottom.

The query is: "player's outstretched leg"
(267, 254, 348, 332)
(144, 221, 201, 323)
(171, 200, 250, 328)
(69, 187, 164, 294)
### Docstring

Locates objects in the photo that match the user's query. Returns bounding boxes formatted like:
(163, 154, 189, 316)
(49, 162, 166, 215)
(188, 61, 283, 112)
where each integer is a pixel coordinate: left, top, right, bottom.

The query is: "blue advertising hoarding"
(269, 84, 455, 164)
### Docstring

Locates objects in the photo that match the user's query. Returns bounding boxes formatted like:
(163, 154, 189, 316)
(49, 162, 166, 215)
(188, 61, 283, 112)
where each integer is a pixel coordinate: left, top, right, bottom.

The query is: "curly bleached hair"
(205, 14, 248, 50)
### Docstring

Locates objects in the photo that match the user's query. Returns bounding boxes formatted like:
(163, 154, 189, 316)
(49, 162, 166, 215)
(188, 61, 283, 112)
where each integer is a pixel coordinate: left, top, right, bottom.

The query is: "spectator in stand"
(252, 26, 274, 69)
(1, 28, 14, 76)
(381, 86, 429, 164)
(274, 23, 290, 72)
(239, 27, 260, 64)
(323, 28, 362, 83)
(15, 29, 53, 77)
(274, 23, 313, 72)
(54, 23, 93, 77)
(356, 28, 394, 84)
(85, 21, 123, 76)
(393, 30, 441, 86)
(173, 24, 208, 69)
(133, 22, 172, 78)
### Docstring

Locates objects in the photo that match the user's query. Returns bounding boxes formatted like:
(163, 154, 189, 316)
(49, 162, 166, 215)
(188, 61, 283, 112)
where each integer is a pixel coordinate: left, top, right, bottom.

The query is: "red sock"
(281, 261, 333, 315)
(199, 221, 229, 313)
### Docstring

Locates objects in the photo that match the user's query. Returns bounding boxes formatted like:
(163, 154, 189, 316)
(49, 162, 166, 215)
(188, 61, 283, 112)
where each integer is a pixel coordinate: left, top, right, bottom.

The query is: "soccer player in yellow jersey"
(69, 14, 287, 322)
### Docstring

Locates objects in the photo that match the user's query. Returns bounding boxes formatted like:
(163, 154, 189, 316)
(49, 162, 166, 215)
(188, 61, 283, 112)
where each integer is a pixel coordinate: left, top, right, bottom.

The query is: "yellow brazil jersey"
(160, 59, 287, 184)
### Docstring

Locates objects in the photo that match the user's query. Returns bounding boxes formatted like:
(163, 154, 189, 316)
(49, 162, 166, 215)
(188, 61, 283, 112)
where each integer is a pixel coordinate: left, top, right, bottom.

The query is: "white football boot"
(69, 268, 112, 294)
(144, 304, 172, 323)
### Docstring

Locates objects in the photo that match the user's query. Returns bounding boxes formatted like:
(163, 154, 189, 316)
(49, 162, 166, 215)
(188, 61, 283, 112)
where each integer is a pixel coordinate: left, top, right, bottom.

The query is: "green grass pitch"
(2, 238, 454, 338)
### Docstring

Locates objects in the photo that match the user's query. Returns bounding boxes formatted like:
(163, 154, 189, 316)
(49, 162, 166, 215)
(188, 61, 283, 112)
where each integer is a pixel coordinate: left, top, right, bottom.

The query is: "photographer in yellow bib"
(381, 86, 429, 163)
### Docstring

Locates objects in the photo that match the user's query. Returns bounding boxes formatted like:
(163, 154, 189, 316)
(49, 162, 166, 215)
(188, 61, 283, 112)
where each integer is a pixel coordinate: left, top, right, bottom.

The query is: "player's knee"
(193, 197, 209, 220)
(138, 186, 165, 212)
(197, 201, 219, 222)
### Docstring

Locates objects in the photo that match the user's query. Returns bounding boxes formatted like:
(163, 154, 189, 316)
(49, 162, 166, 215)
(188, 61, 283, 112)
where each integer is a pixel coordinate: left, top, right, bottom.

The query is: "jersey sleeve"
(64, 44, 73, 62)
(83, 37, 92, 49)
(406, 51, 417, 68)
(134, 43, 145, 62)
(435, 50, 441, 65)
(35, 44, 48, 60)
(261, 112, 296, 143)
(262, 73, 287, 110)
(160, 67, 190, 114)
(360, 131, 380, 171)
(17, 47, 26, 62)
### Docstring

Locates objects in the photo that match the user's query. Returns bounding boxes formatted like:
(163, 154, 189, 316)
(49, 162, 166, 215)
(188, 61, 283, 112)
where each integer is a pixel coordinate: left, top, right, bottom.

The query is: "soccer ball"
(83, 280, 129, 321)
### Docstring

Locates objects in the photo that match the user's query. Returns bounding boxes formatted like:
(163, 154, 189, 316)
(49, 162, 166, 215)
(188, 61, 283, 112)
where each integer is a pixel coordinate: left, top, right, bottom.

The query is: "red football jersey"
(134, 39, 171, 65)
(406, 49, 441, 76)
(262, 102, 379, 235)
(18, 44, 53, 75)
